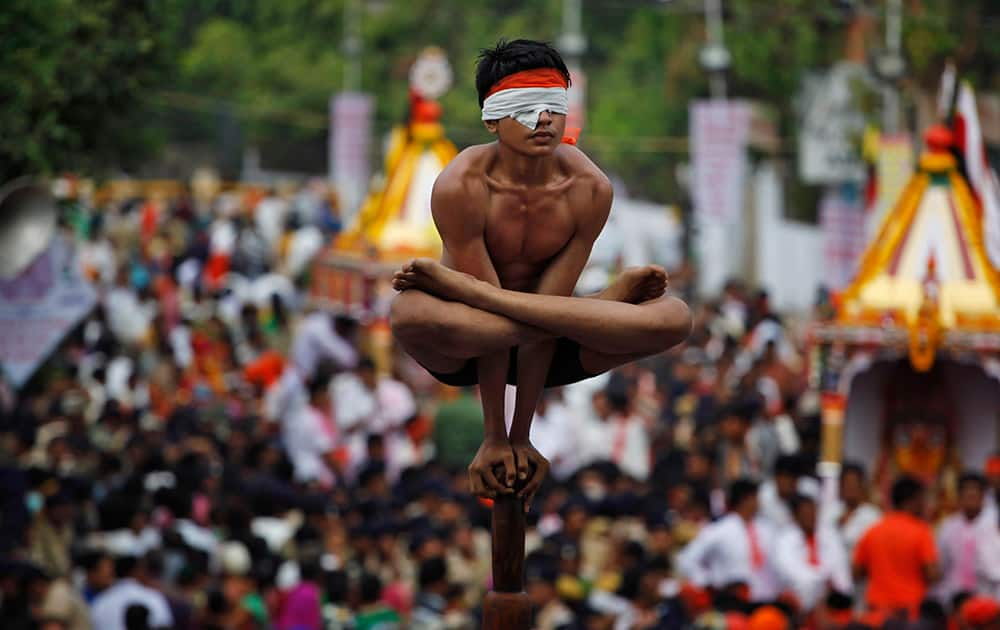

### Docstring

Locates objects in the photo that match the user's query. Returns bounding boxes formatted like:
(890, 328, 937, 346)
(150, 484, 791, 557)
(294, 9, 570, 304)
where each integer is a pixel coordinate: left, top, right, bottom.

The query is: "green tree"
(0, 0, 178, 182)
(5, 0, 997, 197)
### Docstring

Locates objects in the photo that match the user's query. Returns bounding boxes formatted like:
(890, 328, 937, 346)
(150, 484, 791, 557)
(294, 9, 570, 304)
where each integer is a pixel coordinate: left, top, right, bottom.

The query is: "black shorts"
(426, 337, 596, 388)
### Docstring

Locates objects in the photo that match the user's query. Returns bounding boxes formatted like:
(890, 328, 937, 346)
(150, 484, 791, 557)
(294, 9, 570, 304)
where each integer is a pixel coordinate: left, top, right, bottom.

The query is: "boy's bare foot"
(597, 266, 668, 304)
(392, 258, 481, 302)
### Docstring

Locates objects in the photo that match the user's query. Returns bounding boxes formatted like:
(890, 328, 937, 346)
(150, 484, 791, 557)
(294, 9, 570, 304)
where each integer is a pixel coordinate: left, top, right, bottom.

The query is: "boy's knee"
(389, 291, 424, 340)
(390, 291, 449, 343)
(651, 298, 693, 350)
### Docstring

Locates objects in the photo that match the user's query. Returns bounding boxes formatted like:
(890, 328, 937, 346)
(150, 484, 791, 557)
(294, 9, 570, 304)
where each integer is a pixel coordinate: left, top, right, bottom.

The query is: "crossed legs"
(389, 259, 692, 379)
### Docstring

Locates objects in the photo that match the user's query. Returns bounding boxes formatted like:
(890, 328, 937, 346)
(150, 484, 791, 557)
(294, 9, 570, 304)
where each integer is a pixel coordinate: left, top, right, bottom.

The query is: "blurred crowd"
(2, 182, 1000, 630)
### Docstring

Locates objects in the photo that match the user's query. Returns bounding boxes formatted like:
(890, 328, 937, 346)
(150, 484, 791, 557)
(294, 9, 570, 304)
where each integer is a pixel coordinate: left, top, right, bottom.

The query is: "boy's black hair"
(475, 39, 570, 108)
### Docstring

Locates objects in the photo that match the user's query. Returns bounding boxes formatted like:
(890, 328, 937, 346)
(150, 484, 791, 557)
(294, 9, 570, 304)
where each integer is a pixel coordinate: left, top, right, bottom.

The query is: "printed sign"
(0, 239, 97, 387)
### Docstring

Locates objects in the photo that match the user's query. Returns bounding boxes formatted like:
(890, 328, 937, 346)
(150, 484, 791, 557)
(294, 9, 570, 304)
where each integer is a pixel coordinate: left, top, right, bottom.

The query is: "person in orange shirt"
(852, 475, 940, 621)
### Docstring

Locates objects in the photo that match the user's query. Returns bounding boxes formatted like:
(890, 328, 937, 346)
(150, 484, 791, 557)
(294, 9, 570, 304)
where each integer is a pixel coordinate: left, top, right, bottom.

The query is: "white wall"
(751, 162, 825, 312)
(695, 211, 743, 298)
(694, 161, 824, 309)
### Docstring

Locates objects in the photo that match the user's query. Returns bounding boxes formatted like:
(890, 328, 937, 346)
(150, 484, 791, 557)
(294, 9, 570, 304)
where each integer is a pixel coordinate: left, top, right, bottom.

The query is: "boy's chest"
(483, 191, 576, 265)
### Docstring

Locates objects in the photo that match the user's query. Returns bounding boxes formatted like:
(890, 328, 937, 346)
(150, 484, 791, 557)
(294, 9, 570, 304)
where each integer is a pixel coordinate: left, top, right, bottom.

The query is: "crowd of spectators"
(1, 182, 1000, 630)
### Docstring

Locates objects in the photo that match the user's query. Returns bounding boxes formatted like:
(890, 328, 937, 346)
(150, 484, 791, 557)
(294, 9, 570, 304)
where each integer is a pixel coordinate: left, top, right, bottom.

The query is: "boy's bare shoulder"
(433, 144, 495, 201)
(431, 144, 496, 232)
(558, 144, 613, 215)
(558, 144, 612, 200)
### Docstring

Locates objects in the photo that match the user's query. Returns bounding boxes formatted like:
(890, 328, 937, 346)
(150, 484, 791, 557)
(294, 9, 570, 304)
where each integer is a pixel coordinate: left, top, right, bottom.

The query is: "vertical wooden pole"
(481, 472, 531, 629)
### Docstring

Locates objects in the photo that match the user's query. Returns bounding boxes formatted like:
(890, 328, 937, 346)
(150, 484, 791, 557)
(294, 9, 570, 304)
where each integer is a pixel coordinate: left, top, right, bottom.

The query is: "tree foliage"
(0, 0, 178, 182)
(3, 0, 998, 198)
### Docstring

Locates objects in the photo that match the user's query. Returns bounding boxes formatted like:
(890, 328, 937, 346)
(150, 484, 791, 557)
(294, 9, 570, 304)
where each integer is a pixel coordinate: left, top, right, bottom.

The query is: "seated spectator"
(411, 556, 450, 630)
(78, 551, 115, 604)
(282, 362, 342, 488)
(90, 556, 173, 630)
(275, 558, 324, 630)
(353, 573, 402, 630)
(28, 489, 76, 579)
(526, 553, 573, 630)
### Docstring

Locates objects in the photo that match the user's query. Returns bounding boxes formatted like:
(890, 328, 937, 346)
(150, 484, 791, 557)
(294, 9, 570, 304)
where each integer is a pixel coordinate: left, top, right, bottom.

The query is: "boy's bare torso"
(437, 142, 609, 291)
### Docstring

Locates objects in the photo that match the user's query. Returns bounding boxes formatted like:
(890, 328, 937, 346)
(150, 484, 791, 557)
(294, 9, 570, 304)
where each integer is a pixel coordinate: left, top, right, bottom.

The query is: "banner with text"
(0, 239, 97, 388)
(820, 184, 866, 290)
(330, 92, 374, 220)
(690, 100, 751, 224)
(798, 64, 870, 184)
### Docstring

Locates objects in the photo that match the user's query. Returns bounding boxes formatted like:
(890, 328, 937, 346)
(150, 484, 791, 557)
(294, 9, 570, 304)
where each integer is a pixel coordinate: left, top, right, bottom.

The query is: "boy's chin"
(503, 141, 558, 156)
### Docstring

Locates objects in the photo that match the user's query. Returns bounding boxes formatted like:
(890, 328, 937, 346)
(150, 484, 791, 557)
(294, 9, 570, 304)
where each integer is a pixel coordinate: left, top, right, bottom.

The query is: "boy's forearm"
(477, 349, 511, 442)
(508, 340, 556, 443)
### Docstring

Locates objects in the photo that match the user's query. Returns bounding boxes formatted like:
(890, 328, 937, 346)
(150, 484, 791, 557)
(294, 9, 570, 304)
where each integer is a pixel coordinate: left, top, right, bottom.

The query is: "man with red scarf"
(677, 478, 781, 603)
(774, 494, 852, 612)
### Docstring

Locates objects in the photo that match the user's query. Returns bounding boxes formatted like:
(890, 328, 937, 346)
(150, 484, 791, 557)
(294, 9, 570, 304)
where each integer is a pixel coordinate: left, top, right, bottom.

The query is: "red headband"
(485, 68, 569, 98)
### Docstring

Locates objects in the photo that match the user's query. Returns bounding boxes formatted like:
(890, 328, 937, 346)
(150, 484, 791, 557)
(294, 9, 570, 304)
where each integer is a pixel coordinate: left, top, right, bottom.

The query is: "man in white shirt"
(101, 508, 162, 558)
(529, 390, 579, 481)
(935, 472, 1000, 604)
(775, 494, 852, 611)
(282, 364, 341, 488)
(758, 454, 803, 532)
(78, 229, 117, 285)
(90, 556, 173, 630)
(576, 388, 615, 468)
(105, 274, 154, 346)
(579, 386, 650, 481)
(254, 194, 289, 248)
(333, 358, 418, 482)
(820, 462, 881, 560)
(290, 312, 359, 380)
(677, 478, 781, 602)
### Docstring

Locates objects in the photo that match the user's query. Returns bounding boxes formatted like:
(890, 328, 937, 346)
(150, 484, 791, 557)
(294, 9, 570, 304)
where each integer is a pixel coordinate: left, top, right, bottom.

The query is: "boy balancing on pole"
(390, 39, 692, 508)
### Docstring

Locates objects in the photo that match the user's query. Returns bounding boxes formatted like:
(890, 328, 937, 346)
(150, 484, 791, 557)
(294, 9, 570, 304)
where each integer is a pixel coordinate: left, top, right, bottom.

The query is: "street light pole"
(558, 0, 586, 67)
(701, 0, 729, 100)
(343, 0, 362, 92)
(882, 0, 903, 134)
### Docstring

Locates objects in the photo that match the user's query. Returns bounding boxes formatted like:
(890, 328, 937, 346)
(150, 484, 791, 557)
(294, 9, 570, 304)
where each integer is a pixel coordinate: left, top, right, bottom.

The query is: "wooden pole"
(481, 469, 531, 630)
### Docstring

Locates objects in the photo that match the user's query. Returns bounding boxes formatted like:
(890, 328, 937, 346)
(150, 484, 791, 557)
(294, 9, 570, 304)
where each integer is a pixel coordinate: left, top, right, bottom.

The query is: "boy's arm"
(508, 175, 612, 507)
(431, 171, 516, 497)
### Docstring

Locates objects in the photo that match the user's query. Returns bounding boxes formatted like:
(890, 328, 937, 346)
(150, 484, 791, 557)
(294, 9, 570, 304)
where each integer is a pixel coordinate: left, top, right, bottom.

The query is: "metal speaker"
(0, 178, 57, 279)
